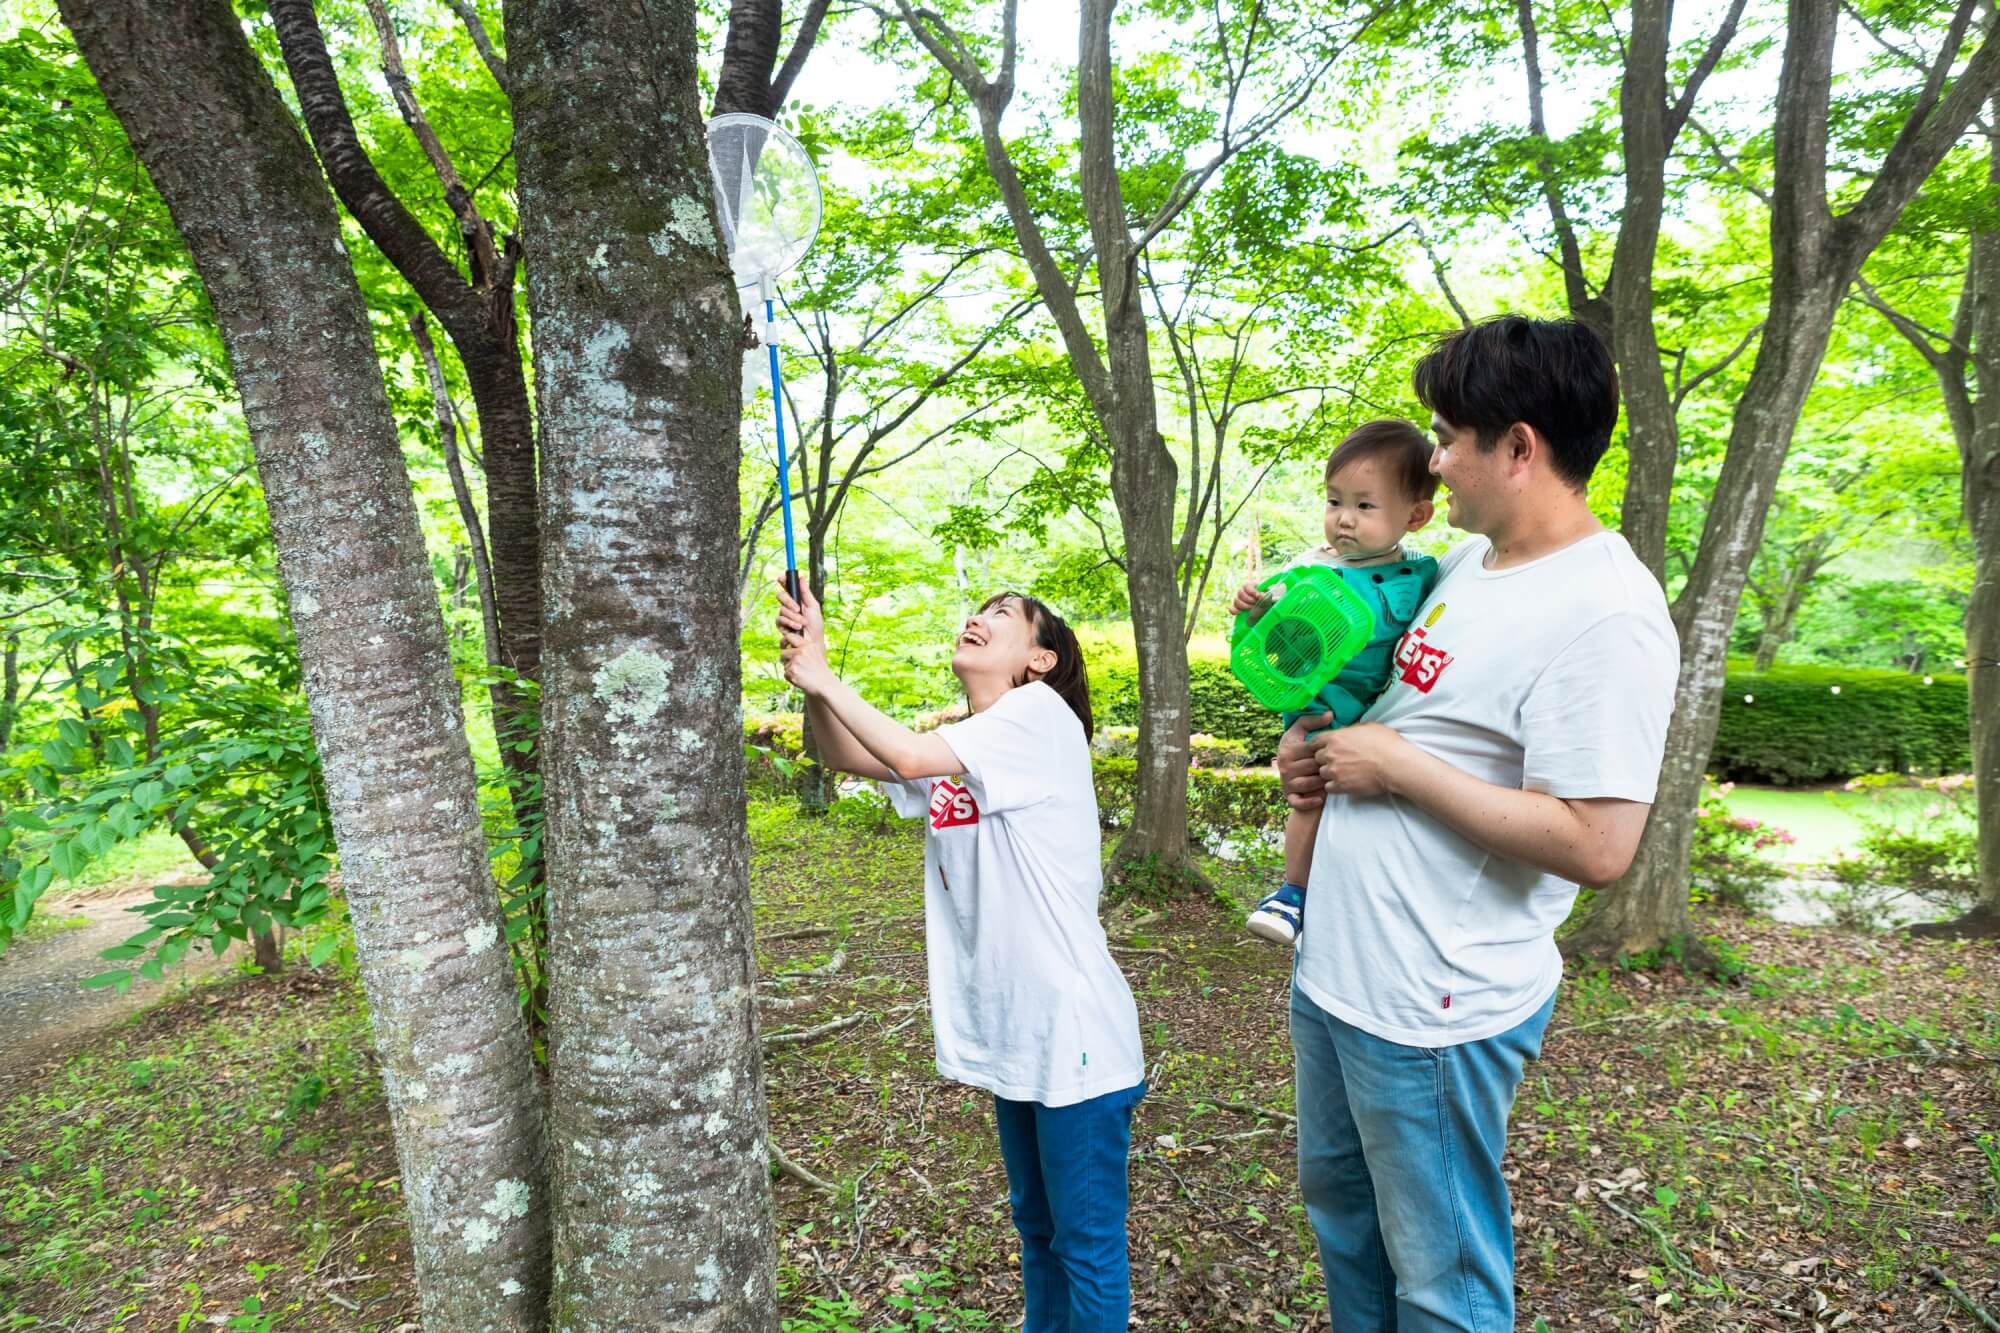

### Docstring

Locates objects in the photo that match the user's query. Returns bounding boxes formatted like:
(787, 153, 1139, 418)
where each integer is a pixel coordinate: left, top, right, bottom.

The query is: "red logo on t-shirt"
(1394, 625, 1454, 694)
(928, 777, 979, 830)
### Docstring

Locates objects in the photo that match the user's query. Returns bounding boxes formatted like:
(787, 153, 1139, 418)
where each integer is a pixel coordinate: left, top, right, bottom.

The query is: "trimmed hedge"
(1091, 756, 1284, 847)
(1089, 654, 1274, 761)
(1707, 662, 1968, 784)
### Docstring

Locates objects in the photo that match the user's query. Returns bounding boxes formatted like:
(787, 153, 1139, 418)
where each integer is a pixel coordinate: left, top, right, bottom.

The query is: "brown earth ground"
(2, 802, 1996, 1330)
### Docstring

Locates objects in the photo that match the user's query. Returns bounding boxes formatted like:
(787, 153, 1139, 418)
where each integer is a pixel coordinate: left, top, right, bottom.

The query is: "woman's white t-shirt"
(882, 681, 1144, 1107)
(1297, 531, 1680, 1047)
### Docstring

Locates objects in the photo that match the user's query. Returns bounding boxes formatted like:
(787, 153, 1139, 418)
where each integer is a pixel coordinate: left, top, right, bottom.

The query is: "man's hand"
(1313, 723, 1413, 799)
(1275, 712, 1333, 810)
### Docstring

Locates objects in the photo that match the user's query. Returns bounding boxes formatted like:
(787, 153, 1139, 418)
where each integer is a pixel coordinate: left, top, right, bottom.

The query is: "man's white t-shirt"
(882, 681, 1144, 1107)
(1297, 531, 1679, 1048)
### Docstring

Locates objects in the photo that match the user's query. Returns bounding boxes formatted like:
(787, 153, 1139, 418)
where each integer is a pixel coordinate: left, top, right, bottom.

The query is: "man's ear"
(1507, 422, 1541, 470)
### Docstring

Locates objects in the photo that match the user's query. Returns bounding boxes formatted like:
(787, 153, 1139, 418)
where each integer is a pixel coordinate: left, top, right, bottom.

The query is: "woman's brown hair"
(978, 592, 1094, 741)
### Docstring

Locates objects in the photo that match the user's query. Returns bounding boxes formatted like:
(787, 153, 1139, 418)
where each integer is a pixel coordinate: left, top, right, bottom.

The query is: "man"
(1278, 316, 1678, 1331)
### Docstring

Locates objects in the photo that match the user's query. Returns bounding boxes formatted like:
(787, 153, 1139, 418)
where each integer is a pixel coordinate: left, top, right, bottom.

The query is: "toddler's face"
(1323, 456, 1432, 557)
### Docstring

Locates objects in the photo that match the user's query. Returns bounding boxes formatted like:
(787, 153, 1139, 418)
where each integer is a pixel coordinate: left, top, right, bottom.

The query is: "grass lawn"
(1719, 786, 1934, 864)
(2, 798, 1997, 1330)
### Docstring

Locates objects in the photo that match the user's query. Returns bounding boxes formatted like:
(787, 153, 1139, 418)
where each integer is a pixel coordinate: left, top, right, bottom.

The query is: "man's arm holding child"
(1276, 719, 1649, 886)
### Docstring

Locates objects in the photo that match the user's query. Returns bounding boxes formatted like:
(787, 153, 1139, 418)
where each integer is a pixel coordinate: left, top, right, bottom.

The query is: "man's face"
(1428, 413, 1502, 534)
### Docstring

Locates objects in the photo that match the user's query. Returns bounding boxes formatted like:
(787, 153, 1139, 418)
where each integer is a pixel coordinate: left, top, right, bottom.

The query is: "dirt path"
(0, 887, 231, 1094)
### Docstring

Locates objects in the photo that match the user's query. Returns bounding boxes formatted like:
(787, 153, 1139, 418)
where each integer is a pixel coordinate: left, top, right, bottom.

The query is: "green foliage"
(1092, 756, 1285, 849)
(0, 629, 328, 985)
(1092, 726, 1251, 769)
(1709, 662, 1969, 784)
(1688, 784, 1793, 911)
(781, 1270, 994, 1331)
(1090, 651, 1281, 761)
(1819, 774, 1981, 926)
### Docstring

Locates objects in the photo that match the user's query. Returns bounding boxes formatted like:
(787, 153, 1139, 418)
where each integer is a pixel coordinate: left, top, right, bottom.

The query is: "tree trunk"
(58, 0, 549, 1322)
(1936, 458, 2000, 935)
(711, 0, 832, 118)
(1566, 309, 1839, 965)
(900, 0, 1199, 885)
(1608, 0, 1681, 583)
(1750, 559, 1816, 671)
(507, 0, 777, 1324)
(1079, 0, 1193, 883)
(0, 632, 16, 752)
(1913, 108, 2000, 938)
(267, 0, 542, 759)
(1566, 0, 2000, 964)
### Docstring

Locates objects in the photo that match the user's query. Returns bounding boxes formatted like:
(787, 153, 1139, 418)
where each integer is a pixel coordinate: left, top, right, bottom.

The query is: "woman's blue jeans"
(992, 1081, 1145, 1333)
(1291, 984, 1555, 1332)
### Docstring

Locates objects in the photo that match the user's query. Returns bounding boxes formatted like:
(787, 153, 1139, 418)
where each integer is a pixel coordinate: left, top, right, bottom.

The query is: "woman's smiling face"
(951, 595, 1050, 686)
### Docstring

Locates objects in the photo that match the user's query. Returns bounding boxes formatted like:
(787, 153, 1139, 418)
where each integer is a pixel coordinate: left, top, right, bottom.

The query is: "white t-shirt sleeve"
(880, 777, 932, 818)
(935, 682, 1067, 815)
(1520, 609, 1679, 802)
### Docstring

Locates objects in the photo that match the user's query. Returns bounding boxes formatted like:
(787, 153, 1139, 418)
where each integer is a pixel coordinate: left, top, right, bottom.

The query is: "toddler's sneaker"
(1245, 882, 1306, 946)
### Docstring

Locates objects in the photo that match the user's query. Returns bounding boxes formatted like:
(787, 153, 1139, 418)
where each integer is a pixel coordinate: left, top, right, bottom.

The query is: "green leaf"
(164, 763, 194, 789)
(49, 839, 87, 880)
(80, 969, 131, 992)
(78, 821, 115, 857)
(57, 718, 90, 748)
(27, 767, 58, 798)
(108, 800, 146, 839)
(307, 937, 339, 968)
(100, 943, 147, 961)
(105, 736, 135, 768)
(130, 780, 166, 810)
(1653, 1186, 1679, 1209)
(40, 738, 75, 768)
(138, 958, 164, 983)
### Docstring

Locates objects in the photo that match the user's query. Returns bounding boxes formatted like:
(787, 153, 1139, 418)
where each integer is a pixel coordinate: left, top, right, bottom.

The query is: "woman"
(776, 581, 1144, 1332)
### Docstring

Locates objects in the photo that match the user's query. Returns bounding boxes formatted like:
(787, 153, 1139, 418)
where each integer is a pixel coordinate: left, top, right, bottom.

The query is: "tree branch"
(267, 0, 483, 336)
(364, 0, 502, 285)
(1515, 0, 1603, 327)
(1839, 0, 1996, 258)
(771, 0, 836, 110)
(1670, 321, 1764, 409)
(896, 0, 1111, 406)
(442, 0, 509, 95)
(1663, 0, 1749, 146)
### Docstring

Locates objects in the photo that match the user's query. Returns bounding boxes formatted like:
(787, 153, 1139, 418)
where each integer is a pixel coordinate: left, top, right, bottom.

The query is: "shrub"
(1092, 757, 1285, 848)
(1818, 774, 1981, 926)
(1093, 726, 1252, 769)
(1707, 662, 1968, 784)
(1688, 782, 1793, 910)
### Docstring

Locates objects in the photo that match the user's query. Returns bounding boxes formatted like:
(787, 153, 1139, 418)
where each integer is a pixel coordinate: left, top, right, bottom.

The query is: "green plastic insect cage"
(1229, 566, 1376, 712)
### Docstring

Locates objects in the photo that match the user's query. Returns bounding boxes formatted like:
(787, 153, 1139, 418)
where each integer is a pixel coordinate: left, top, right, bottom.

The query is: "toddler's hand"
(1230, 580, 1271, 616)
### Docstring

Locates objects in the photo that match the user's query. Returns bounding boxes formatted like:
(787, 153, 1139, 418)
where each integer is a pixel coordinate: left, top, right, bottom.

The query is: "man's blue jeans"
(992, 1081, 1145, 1333)
(1291, 984, 1555, 1332)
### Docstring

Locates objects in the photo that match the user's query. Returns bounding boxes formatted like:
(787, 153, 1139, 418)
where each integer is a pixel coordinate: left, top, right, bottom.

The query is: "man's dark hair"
(979, 592, 1093, 741)
(1411, 316, 1619, 488)
(1323, 418, 1439, 502)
